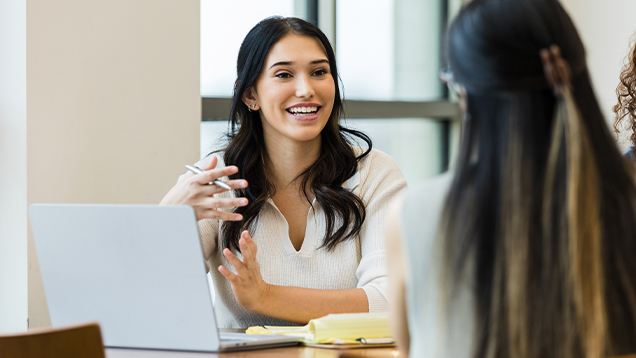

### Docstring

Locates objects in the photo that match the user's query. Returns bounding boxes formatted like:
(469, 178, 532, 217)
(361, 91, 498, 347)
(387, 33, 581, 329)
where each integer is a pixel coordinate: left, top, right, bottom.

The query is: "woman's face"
(243, 34, 335, 147)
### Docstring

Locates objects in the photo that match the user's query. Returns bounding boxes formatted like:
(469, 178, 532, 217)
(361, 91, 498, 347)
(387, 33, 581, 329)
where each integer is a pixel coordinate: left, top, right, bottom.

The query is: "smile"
(286, 106, 320, 116)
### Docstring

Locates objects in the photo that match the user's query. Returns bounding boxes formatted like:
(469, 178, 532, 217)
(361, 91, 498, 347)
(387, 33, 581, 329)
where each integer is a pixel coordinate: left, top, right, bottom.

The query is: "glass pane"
(336, 0, 444, 102)
(343, 119, 443, 183)
(200, 0, 295, 97)
(200, 121, 229, 157)
(202, 118, 444, 183)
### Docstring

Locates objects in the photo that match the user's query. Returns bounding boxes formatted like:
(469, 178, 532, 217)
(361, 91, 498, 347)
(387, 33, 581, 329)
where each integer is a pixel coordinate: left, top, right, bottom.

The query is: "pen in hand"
(185, 164, 233, 190)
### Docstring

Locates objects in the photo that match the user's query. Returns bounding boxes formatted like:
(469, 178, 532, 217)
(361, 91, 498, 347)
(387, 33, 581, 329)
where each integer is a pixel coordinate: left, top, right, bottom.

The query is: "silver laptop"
(29, 204, 301, 352)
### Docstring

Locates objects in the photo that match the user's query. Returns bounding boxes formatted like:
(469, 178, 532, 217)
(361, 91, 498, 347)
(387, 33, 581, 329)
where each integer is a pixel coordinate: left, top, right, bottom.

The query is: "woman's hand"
(218, 230, 271, 312)
(160, 156, 248, 221)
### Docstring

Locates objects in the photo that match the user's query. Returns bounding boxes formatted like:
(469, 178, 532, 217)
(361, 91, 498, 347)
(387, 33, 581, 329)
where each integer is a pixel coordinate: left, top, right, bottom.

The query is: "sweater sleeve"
(354, 150, 408, 312)
(176, 154, 222, 262)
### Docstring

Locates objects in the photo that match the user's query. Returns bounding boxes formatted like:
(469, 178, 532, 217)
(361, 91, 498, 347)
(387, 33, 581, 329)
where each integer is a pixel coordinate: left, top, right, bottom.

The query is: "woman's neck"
(264, 135, 321, 189)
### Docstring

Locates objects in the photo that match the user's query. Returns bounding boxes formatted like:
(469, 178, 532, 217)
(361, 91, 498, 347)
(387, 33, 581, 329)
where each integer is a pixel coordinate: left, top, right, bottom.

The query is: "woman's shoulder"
(353, 147, 404, 179)
(354, 147, 398, 166)
(346, 147, 406, 192)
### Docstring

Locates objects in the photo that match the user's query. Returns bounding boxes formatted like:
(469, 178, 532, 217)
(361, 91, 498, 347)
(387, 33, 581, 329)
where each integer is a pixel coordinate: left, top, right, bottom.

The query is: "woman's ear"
(241, 88, 260, 111)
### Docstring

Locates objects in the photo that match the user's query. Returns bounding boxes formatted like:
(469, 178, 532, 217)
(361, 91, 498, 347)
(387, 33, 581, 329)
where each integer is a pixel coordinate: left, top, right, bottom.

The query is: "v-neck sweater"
(180, 148, 407, 328)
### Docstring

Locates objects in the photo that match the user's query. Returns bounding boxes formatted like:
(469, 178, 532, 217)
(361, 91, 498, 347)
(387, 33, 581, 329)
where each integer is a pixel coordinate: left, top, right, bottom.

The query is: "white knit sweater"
(181, 148, 407, 328)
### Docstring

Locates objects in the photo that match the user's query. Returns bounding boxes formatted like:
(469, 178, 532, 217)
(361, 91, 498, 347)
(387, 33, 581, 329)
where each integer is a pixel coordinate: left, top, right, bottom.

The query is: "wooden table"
(106, 329, 400, 358)
(105, 347, 636, 358)
(106, 346, 400, 358)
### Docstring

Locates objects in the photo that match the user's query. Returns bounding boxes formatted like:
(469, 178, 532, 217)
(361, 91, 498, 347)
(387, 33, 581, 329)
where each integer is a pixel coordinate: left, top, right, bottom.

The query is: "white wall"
(560, 0, 636, 150)
(0, 0, 28, 332)
(24, 0, 201, 328)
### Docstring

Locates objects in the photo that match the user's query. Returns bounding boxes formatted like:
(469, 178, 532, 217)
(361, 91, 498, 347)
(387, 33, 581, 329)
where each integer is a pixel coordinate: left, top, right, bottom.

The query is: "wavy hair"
(442, 0, 636, 357)
(613, 39, 636, 146)
(218, 16, 371, 253)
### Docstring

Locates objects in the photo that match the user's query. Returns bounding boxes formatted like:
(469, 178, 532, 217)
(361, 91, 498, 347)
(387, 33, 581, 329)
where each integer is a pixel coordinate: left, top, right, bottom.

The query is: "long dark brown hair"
(442, 0, 636, 357)
(218, 16, 372, 253)
(613, 38, 636, 146)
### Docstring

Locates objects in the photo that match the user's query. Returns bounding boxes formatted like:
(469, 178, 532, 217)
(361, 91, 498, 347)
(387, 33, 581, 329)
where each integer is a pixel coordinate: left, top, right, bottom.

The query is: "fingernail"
(239, 199, 248, 205)
(235, 215, 243, 220)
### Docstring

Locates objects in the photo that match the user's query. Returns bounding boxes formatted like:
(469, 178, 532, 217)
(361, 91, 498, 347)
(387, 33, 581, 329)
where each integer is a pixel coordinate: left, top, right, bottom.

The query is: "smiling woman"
(241, 34, 335, 147)
(160, 16, 407, 329)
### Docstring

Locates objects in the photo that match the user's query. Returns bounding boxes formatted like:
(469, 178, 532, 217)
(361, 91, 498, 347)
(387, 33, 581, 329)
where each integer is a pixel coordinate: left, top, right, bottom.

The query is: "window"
(200, 0, 462, 184)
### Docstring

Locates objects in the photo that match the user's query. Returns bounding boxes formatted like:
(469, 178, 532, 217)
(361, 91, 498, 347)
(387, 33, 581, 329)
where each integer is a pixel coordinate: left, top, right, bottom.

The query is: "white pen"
(185, 164, 233, 190)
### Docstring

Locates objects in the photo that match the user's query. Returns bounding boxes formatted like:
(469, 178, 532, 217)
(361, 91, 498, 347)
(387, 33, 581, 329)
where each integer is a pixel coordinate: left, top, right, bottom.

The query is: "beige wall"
(26, 0, 201, 327)
(560, 0, 636, 150)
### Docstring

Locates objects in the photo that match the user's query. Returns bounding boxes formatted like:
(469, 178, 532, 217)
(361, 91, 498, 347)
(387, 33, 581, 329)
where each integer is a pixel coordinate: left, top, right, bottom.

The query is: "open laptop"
(29, 204, 301, 352)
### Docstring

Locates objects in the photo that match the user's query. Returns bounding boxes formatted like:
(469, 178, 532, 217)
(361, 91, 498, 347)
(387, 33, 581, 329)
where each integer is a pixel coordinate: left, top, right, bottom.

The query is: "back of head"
(441, 0, 636, 357)
(447, 0, 585, 94)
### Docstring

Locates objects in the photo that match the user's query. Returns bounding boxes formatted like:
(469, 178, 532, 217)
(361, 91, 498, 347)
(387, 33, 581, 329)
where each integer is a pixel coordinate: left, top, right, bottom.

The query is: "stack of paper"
(246, 312, 393, 348)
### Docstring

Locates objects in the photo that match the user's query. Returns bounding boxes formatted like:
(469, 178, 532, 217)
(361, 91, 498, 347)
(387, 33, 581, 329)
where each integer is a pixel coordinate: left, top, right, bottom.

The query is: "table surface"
(106, 346, 400, 358)
(106, 329, 401, 358)
(104, 347, 636, 358)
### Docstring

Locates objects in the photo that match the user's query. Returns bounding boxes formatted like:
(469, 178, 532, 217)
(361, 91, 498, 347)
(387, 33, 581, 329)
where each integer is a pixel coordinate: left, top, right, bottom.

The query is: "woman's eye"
(276, 72, 292, 79)
(312, 69, 327, 77)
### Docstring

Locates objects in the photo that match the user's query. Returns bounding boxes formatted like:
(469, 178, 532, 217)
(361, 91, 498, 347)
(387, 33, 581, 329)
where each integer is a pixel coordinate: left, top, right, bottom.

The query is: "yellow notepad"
(246, 312, 393, 346)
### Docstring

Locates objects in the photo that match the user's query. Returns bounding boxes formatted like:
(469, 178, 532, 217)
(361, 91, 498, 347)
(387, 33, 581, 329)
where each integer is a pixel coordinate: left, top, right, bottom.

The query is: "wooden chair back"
(0, 322, 105, 358)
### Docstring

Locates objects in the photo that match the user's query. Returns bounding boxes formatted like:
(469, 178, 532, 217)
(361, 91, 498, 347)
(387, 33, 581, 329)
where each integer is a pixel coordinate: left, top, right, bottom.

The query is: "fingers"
(197, 209, 243, 221)
(196, 179, 247, 196)
(238, 232, 253, 268)
(241, 231, 258, 257)
(218, 265, 238, 283)
(195, 165, 239, 186)
(190, 179, 247, 201)
(224, 179, 249, 190)
(223, 248, 245, 274)
(202, 156, 218, 171)
(204, 197, 248, 209)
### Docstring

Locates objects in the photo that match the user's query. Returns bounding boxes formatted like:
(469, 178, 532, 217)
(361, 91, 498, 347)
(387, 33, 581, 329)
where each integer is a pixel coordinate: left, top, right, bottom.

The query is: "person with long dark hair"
(614, 37, 636, 161)
(386, 0, 636, 357)
(161, 16, 406, 328)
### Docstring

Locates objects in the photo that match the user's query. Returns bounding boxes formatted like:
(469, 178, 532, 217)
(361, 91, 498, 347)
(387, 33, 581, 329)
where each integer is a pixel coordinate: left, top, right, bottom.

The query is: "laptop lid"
(29, 204, 221, 352)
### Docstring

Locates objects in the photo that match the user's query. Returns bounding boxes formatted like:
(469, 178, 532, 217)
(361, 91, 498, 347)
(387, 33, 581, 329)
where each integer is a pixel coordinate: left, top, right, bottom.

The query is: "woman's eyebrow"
(268, 59, 329, 70)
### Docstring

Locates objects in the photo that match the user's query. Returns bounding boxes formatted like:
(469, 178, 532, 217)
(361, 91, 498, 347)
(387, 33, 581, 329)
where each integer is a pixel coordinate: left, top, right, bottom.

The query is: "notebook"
(29, 204, 301, 352)
(246, 312, 394, 348)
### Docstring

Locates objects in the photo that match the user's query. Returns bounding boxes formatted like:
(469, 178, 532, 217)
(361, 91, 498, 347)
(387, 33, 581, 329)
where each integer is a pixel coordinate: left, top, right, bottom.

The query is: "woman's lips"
(286, 105, 321, 121)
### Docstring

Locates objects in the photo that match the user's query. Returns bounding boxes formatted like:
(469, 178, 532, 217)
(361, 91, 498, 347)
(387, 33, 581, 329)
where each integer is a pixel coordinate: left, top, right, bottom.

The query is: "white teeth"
(288, 106, 318, 114)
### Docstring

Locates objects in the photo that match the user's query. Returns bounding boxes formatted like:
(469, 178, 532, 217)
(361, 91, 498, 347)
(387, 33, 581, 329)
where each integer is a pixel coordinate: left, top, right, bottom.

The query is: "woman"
(386, 0, 636, 357)
(161, 17, 406, 328)
(614, 37, 636, 161)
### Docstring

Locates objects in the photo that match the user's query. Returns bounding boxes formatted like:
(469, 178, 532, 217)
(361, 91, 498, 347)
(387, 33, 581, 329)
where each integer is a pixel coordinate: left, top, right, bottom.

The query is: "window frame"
(200, 0, 461, 171)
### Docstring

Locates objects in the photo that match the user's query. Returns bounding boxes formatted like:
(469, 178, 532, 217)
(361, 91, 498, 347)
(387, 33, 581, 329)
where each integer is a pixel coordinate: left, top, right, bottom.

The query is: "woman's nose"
(295, 75, 315, 98)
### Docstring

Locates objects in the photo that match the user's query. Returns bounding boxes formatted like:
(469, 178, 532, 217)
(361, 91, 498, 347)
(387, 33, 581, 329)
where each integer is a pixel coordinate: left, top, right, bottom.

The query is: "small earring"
(251, 103, 257, 110)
